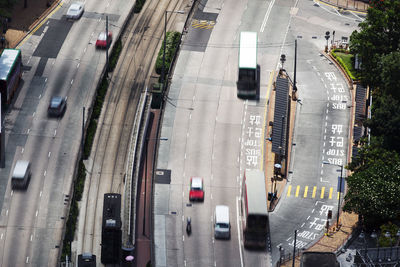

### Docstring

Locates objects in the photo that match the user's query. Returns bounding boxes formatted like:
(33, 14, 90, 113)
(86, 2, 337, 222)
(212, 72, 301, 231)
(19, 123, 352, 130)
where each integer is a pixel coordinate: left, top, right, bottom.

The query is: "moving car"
(11, 160, 31, 189)
(66, 2, 84, 19)
(189, 177, 204, 201)
(96, 31, 113, 49)
(48, 96, 67, 117)
(214, 205, 230, 239)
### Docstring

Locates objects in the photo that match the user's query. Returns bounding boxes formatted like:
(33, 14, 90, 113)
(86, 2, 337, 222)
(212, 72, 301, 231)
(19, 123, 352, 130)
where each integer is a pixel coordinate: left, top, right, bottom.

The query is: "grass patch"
(331, 49, 360, 80)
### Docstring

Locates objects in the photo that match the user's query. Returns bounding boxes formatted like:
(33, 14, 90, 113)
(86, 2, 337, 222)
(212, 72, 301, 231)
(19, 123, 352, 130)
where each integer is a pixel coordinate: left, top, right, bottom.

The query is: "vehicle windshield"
(98, 33, 107, 40)
(216, 223, 229, 229)
(50, 97, 62, 108)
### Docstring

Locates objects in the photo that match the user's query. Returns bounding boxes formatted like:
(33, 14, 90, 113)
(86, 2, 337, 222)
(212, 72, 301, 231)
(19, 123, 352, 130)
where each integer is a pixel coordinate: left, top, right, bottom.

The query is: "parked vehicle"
(66, 2, 84, 20)
(48, 96, 67, 117)
(214, 205, 230, 239)
(96, 31, 112, 49)
(189, 177, 204, 201)
(11, 160, 31, 189)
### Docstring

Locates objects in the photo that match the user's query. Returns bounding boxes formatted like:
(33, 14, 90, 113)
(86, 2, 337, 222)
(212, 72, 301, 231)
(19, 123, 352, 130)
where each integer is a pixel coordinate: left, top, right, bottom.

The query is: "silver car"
(66, 2, 84, 19)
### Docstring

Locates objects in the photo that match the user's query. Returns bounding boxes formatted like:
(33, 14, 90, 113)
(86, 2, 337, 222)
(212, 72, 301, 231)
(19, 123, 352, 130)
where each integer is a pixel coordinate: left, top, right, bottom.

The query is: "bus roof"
(239, 32, 257, 69)
(245, 169, 268, 215)
(0, 49, 21, 81)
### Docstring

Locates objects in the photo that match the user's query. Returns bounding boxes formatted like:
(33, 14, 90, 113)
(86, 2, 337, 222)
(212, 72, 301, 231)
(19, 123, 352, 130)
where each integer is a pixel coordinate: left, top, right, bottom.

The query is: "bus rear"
(237, 32, 258, 99)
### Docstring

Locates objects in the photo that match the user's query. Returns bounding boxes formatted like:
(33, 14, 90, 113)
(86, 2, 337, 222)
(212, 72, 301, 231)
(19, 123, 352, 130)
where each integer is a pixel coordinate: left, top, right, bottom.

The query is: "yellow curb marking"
(295, 185, 300, 197)
(312, 186, 317, 198)
(320, 187, 325, 199)
(337, 192, 340, 200)
(329, 187, 333, 199)
(260, 71, 275, 170)
(303, 186, 308, 198)
(17, 2, 63, 48)
(287, 185, 292, 197)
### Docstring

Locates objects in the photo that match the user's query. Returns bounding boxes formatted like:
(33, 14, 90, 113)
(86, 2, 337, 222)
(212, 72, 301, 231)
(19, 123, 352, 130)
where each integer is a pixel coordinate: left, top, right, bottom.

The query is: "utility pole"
(106, 16, 109, 74)
(293, 39, 297, 92)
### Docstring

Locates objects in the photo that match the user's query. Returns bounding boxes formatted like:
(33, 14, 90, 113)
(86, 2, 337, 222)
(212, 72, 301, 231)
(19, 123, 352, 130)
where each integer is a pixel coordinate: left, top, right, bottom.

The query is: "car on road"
(189, 177, 204, 201)
(66, 2, 84, 19)
(48, 96, 67, 117)
(96, 31, 113, 49)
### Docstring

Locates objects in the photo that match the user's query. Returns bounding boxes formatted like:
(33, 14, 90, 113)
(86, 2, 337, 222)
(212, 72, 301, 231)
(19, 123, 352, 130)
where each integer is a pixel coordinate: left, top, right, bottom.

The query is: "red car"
(96, 31, 112, 48)
(189, 177, 204, 201)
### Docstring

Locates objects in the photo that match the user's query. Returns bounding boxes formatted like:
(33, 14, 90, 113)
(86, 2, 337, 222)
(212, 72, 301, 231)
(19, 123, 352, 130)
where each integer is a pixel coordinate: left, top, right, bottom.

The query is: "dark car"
(48, 96, 67, 117)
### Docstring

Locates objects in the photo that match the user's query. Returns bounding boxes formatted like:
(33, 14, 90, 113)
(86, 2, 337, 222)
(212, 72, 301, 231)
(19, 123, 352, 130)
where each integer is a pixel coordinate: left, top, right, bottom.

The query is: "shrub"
(83, 120, 97, 159)
(109, 39, 122, 71)
(134, 0, 146, 13)
(155, 31, 181, 75)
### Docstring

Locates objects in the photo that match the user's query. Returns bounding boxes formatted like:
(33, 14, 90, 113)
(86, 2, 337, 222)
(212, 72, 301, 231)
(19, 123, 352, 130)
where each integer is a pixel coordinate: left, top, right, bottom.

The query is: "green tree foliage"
(349, 0, 400, 91)
(380, 51, 400, 99)
(364, 92, 400, 152)
(0, 0, 17, 18)
(343, 158, 400, 225)
(347, 137, 400, 172)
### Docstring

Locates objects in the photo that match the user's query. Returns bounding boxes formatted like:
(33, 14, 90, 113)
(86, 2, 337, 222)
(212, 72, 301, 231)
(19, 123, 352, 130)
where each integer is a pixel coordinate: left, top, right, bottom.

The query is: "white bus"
(237, 32, 259, 99)
(241, 169, 268, 248)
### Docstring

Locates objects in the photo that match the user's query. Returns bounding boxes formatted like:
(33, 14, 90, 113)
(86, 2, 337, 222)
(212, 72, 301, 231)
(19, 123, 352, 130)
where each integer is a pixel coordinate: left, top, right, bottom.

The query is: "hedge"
(155, 31, 181, 76)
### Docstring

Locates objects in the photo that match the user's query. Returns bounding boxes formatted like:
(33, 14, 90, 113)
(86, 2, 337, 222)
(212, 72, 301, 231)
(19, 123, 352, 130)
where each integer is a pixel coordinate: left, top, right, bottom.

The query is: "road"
(268, 1, 364, 266)
(0, 0, 133, 265)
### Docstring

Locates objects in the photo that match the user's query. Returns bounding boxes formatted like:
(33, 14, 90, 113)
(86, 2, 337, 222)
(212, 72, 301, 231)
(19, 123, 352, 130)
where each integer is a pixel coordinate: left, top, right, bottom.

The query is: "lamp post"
(385, 231, 392, 261)
(162, 10, 185, 91)
(360, 231, 367, 258)
(371, 230, 379, 262)
(396, 230, 400, 261)
(322, 161, 344, 228)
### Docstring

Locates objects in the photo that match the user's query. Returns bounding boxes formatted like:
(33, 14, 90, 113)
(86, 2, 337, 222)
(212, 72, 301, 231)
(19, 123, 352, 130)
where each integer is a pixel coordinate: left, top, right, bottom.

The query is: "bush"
(109, 39, 122, 71)
(331, 50, 360, 80)
(378, 223, 399, 247)
(83, 120, 97, 159)
(155, 31, 181, 75)
(134, 0, 146, 13)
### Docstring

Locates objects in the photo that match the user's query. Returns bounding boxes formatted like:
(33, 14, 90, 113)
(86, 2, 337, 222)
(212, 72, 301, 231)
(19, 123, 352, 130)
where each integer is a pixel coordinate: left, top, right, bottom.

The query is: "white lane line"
(307, 215, 310, 220)
(77, 63, 80, 68)
(236, 197, 244, 267)
(301, 222, 305, 227)
(35, 210, 38, 217)
(6, 210, 8, 216)
(27, 128, 30, 134)
(48, 152, 51, 158)
(40, 191, 42, 197)
(26, 257, 29, 263)
(71, 79, 74, 85)
(32, 112, 35, 117)
(260, 0, 275, 32)
(39, 94, 42, 99)
(30, 234, 33, 241)
(184, 153, 187, 159)
(311, 209, 315, 213)
(210, 193, 213, 199)
(21, 148, 24, 154)
(54, 130, 57, 137)
(182, 215, 184, 222)
(0, 233, 3, 239)
(182, 236, 185, 242)
(189, 114, 192, 120)
(44, 170, 46, 176)
(10, 190, 13, 196)
(84, 47, 87, 53)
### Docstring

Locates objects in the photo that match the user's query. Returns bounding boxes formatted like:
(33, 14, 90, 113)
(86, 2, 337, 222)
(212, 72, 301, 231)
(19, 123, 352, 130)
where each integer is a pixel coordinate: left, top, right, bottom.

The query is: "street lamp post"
(371, 230, 379, 262)
(322, 161, 344, 228)
(385, 231, 392, 261)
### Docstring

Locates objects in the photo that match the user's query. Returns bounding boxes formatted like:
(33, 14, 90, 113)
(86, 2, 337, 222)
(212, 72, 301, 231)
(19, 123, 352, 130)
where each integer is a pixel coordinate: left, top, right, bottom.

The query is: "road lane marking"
(0, 233, 3, 239)
(312, 186, 317, 198)
(337, 192, 340, 200)
(21, 148, 24, 153)
(26, 257, 29, 263)
(303, 186, 308, 198)
(287, 185, 292, 196)
(295, 185, 300, 197)
(236, 197, 244, 267)
(260, 0, 275, 32)
(320, 187, 325, 199)
(10, 191, 13, 196)
(6, 210, 8, 216)
(40, 191, 42, 197)
(36, 210, 38, 217)
(30, 234, 33, 241)
(329, 187, 333, 199)
(48, 152, 51, 158)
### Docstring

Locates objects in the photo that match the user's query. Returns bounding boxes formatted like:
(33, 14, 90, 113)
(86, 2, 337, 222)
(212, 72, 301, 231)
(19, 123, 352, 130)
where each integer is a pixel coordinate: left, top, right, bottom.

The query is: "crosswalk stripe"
(287, 185, 292, 197)
(295, 185, 300, 197)
(329, 187, 333, 199)
(304, 186, 308, 198)
(312, 186, 317, 198)
(320, 187, 325, 199)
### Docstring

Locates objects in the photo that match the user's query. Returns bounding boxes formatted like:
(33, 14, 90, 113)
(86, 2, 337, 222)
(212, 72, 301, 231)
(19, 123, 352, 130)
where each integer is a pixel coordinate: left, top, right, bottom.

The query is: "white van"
(11, 160, 31, 189)
(214, 205, 230, 239)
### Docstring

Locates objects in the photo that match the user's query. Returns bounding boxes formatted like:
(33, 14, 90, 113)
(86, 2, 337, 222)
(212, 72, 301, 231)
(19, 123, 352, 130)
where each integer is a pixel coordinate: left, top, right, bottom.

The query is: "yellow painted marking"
(260, 71, 275, 170)
(295, 185, 300, 197)
(287, 185, 292, 197)
(17, 2, 64, 48)
(312, 186, 317, 198)
(329, 187, 333, 199)
(337, 192, 340, 200)
(303, 186, 308, 198)
(320, 187, 325, 199)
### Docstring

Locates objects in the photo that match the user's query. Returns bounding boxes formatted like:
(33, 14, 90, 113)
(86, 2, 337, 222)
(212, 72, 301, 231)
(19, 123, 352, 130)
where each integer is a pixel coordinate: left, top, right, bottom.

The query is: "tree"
(350, 0, 400, 91)
(380, 51, 400, 100)
(364, 92, 400, 152)
(347, 137, 400, 172)
(343, 159, 400, 226)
